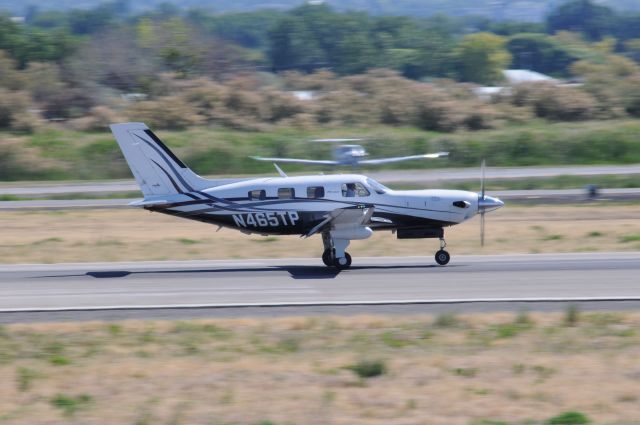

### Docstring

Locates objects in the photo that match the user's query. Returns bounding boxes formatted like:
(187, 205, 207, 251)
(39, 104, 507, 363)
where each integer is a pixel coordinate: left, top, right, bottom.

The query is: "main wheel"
(333, 252, 352, 269)
(435, 249, 450, 266)
(322, 249, 333, 267)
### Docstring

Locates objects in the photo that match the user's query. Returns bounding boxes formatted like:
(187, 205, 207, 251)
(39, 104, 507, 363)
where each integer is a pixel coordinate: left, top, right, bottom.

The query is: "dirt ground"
(0, 312, 639, 425)
(0, 203, 639, 264)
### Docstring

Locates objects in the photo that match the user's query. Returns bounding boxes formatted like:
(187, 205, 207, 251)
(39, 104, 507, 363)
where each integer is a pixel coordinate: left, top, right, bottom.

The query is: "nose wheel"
(435, 237, 451, 266)
(435, 249, 450, 265)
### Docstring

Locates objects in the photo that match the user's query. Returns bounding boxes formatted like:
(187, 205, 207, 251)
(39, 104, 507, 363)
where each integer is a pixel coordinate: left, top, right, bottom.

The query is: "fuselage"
(145, 174, 485, 236)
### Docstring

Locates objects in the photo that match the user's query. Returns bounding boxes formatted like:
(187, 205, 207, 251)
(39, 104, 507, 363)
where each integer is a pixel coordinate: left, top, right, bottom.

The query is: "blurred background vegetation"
(1, 0, 640, 180)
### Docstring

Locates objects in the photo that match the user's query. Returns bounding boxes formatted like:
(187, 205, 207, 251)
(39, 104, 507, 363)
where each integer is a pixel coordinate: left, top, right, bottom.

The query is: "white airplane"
(251, 138, 449, 167)
(110, 123, 504, 268)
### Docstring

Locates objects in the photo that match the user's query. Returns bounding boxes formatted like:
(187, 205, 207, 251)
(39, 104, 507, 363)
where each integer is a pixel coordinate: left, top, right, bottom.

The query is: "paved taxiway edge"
(2, 296, 640, 314)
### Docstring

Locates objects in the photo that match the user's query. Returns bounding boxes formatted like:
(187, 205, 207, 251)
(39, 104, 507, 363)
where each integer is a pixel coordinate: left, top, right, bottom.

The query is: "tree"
(547, 0, 615, 40)
(507, 33, 576, 76)
(268, 15, 326, 71)
(187, 10, 282, 50)
(615, 15, 640, 44)
(0, 50, 23, 90)
(453, 32, 511, 85)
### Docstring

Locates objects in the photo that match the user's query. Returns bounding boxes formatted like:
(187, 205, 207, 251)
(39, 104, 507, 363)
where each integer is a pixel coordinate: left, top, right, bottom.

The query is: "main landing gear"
(435, 237, 451, 266)
(322, 232, 352, 269)
(322, 249, 352, 269)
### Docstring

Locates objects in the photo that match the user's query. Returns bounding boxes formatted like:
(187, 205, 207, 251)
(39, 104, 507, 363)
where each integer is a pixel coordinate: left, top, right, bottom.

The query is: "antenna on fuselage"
(273, 163, 288, 178)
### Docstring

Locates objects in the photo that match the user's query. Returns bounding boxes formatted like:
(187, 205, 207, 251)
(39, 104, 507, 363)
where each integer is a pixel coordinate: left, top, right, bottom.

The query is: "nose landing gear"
(435, 237, 450, 266)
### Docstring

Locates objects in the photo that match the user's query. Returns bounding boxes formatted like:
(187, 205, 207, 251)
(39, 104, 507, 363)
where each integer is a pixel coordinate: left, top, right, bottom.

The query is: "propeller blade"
(480, 211, 485, 247)
(480, 159, 486, 199)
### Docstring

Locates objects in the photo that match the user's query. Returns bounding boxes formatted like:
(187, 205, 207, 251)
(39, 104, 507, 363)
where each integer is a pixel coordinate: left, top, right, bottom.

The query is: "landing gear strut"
(435, 237, 450, 266)
(322, 232, 352, 269)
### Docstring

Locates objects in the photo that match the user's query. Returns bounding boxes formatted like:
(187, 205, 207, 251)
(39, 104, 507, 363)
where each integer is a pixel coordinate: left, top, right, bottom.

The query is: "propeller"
(477, 159, 505, 247)
(480, 159, 486, 246)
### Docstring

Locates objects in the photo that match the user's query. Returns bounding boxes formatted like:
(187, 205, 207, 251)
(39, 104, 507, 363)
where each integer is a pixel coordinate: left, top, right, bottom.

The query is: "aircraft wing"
(250, 156, 338, 165)
(359, 151, 449, 165)
(304, 206, 374, 238)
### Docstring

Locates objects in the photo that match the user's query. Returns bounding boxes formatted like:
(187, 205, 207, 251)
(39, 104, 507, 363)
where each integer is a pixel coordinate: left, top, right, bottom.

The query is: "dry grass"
(1, 312, 640, 424)
(0, 203, 639, 264)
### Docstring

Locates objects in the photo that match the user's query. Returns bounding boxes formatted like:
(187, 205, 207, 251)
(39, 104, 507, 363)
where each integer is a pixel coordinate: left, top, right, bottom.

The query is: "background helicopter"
(251, 138, 449, 167)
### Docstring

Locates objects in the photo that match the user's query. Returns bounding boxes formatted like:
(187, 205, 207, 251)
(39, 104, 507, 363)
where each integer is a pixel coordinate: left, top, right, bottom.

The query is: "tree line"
(1, 0, 640, 79)
(0, 0, 639, 133)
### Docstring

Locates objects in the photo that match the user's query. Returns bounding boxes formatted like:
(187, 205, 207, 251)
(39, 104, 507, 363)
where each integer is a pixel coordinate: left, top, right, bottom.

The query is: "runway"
(1, 252, 639, 322)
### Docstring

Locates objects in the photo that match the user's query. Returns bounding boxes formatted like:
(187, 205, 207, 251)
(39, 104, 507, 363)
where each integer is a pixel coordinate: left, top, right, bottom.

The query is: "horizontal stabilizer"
(128, 198, 172, 207)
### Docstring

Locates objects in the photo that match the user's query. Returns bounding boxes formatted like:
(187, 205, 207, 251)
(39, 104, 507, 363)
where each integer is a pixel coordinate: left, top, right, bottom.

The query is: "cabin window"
(342, 182, 370, 197)
(248, 189, 266, 200)
(307, 186, 325, 199)
(278, 187, 295, 199)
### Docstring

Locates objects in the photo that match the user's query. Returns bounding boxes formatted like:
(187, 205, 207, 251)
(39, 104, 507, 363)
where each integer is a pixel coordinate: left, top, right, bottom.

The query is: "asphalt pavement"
(1, 253, 639, 322)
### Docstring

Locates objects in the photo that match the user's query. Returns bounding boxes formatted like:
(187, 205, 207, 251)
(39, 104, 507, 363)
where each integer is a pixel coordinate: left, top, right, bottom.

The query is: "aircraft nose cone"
(478, 195, 504, 213)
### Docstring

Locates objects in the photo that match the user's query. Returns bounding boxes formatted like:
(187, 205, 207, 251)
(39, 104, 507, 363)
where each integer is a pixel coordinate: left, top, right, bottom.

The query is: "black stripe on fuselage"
(160, 196, 451, 216)
(153, 209, 455, 235)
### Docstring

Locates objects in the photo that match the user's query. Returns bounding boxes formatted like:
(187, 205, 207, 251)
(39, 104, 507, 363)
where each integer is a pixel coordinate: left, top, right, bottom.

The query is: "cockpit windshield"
(366, 178, 390, 194)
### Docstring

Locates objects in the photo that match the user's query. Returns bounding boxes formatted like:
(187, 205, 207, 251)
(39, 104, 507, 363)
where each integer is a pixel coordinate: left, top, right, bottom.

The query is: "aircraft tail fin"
(110, 123, 210, 197)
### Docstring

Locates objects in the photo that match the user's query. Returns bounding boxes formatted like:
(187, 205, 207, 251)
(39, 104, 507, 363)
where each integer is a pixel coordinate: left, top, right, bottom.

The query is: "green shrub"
(619, 234, 640, 243)
(515, 310, 534, 326)
(547, 411, 590, 424)
(107, 323, 122, 336)
(50, 393, 92, 416)
(127, 96, 203, 130)
(346, 359, 387, 378)
(16, 367, 41, 391)
(434, 312, 459, 328)
(275, 337, 300, 353)
(564, 304, 580, 327)
(50, 355, 71, 366)
(380, 331, 412, 348)
(493, 323, 527, 338)
(452, 367, 477, 377)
